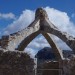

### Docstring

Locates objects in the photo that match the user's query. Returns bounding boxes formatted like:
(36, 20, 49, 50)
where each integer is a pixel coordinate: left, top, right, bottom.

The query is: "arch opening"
(16, 31, 63, 60)
(24, 34, 55, 59)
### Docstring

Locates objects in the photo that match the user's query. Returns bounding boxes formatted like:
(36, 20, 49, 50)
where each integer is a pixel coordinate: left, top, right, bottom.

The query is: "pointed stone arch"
(17, 31, 63, 60)
(17, 31, 40, 51)
(42, 32, 63, 59)
(0, 7, 75, 61)
(0, 19, 40, 50)
(42, 17, 75, 53)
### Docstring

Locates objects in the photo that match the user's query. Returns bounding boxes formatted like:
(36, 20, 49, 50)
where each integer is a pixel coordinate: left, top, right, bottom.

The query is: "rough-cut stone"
(42, 33, 64, 60)
(63, 55, 75, 75)
(0, 49, 34, 75)
(36, 60, 62, 75)
(42, 18, 75, 53)
(0, 19, 40, 51)
(35, 8, 48, 20)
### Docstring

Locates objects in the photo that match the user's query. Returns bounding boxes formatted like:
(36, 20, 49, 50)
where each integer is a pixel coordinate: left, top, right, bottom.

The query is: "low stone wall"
(0, 49, 34, 75)
(37, 61, 61, 75)
(63, 55, 75, 75)
(0, 48, 75, 75)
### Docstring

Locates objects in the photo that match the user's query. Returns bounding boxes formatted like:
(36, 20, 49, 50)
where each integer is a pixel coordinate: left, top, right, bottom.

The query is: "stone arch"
(42, 32, 63, 59)
(0, 7, 75, 61)
(42, 18, 75, 53)
(17, 31, 63, 60)
(17, 31, 40, 51)
(0, 19, 40, 50)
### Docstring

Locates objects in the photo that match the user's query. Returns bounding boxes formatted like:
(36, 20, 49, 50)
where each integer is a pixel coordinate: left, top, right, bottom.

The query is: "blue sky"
(0, 0, 75, 15)
(0, 0, 75, 30)
(0, 0, 75, 57)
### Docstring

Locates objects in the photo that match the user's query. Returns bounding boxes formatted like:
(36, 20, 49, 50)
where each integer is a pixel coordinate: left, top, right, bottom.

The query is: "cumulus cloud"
(45, 7, 75, 36)
(27, 34, 50, 50)
(1, 7, 75, 57)
(25, 48, 36, 58)
(0, 13, 16, 20)
(3, 7, 75, 36)
(3, 10, 35, 35)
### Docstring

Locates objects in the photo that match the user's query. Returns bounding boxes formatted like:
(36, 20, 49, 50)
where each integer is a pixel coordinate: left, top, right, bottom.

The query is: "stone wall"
(0, 49, 34, 75)
(37, 61, 61, 75)
(63, 55, 75, 75)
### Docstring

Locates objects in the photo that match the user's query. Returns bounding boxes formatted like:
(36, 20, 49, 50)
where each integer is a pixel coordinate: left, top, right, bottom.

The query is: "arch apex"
(35, 8, 48, 20)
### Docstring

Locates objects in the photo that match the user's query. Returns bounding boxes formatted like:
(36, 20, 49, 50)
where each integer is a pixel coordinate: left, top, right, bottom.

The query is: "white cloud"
(0, 13, 16, 20)
(1, 7, 75, 57)
(25, 48, 36, 58)
(25, 34, 50, 58)
(45, 7, 75, 36)
(3, 10, 35, 35)
(3, 7, 75, 36)
(27, 34, 50, 50)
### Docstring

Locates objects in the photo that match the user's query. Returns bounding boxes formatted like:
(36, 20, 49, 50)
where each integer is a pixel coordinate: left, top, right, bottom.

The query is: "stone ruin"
(0, 8, 75, 75)
(0, 49, 34, 75)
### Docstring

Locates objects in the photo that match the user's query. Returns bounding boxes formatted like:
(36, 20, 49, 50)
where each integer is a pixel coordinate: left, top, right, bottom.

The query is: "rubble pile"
(0, 49, 34, 75)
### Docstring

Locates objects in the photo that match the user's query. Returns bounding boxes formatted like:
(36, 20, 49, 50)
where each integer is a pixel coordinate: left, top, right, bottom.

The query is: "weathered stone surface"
(63, 55, 75, 75)
(0, 49, 34, 75)
(42, 33, 63, 60)
(0, 19, 40, 51)
(35, 8, 48, 20)
(42, 17, 75, 53)
(17, 31, 40, 51)
(37, 60, 61, 75)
